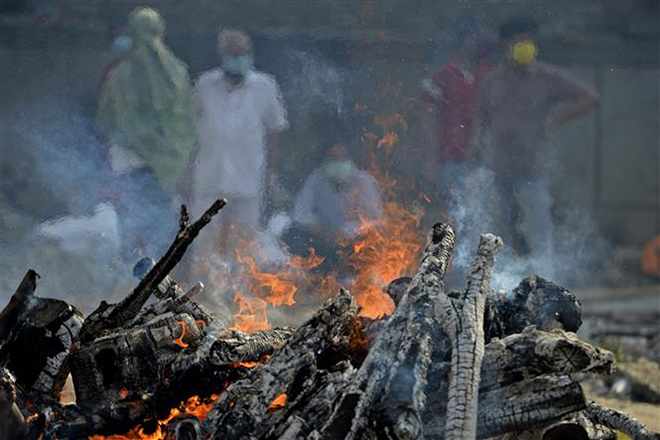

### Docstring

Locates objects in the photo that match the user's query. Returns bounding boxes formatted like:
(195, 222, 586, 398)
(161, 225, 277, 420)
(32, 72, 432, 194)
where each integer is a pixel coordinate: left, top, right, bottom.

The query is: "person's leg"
(493, 176, 520, 251)
(514, 175, 554, 271)
(136, 168, 177, 259)
(437, 160, 468, 217)
(116, 167, 176, 264)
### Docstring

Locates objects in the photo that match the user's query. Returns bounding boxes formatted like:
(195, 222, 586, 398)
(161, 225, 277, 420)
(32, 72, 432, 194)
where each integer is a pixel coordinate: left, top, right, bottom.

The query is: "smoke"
(0, 102, 170, 312)
(444, 164, 616, 293)
(279, 49, 346, 119)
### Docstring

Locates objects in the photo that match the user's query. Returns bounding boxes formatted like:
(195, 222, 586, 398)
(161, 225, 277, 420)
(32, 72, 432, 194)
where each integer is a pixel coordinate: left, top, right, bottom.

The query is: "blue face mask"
(111, 35, 132, 55)
(222, 53, 254, 76)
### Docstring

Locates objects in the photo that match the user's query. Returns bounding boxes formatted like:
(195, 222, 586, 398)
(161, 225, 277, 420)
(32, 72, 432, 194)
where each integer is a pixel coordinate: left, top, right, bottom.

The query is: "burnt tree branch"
(78, 199, 226, 343)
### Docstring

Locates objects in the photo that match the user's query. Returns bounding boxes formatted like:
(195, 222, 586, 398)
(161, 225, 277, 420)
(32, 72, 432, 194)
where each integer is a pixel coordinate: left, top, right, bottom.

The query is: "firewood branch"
(585, 401, 660, 440)
(78, 199, 226, 343)
(438, 233, 502, 440)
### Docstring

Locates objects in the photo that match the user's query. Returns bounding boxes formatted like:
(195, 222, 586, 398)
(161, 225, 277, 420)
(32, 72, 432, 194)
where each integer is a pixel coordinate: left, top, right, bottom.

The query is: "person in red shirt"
(420, 19, 495, 210)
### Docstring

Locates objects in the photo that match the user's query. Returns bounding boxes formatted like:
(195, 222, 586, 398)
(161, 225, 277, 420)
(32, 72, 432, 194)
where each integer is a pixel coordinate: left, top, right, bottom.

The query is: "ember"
(89, 394, 220, 440)
(267, 393, 287, 412)
(173, 321, 189, 348)
(2, 201, 655, 440)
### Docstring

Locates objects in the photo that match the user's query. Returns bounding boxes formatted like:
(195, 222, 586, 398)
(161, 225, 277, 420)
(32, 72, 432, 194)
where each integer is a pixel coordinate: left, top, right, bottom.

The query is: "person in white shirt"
(189, 29, 288, 258)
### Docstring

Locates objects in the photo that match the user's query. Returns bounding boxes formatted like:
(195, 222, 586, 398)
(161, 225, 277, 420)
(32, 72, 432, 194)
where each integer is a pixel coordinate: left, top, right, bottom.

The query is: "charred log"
(78, 200, 226, 343)
(202, 289, 359, 440)
(423, 326, 614, 438)
(0, 270, 84, 401)
(0, 367, 46, 440)
(585, 401, 660, 440)
(484, 275, 583, 342)
(317, 223, 457, 440)
(438, 233, 502, 440)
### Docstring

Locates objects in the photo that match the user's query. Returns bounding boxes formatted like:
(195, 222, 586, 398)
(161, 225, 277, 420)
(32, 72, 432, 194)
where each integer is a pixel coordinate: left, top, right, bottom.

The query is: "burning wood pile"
(1, 200, 658, 440)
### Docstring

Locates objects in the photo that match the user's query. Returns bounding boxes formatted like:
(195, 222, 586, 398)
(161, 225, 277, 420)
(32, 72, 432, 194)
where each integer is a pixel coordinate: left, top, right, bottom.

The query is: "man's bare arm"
(546, 71, 601, 130)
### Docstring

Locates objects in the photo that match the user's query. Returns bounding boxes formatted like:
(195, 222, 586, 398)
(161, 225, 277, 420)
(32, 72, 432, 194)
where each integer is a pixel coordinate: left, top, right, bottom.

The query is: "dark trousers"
(114, 167, 177, 264)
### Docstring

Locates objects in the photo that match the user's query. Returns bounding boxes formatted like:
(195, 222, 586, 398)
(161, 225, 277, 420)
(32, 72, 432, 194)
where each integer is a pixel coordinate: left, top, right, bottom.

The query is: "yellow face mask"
(510, 40, 538, 65)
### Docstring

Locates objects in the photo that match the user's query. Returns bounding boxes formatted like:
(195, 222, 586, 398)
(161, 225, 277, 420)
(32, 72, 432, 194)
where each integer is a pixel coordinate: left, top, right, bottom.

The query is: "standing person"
(190, 29, 288, 257)
(420, 19, 495, 207)
(96, 7, 196, 263)
(475, 17, 600, 258)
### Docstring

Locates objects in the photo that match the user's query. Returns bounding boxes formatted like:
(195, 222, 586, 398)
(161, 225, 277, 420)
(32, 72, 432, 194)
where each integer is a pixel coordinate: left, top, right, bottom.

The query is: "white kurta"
(192, 69, 288, 217)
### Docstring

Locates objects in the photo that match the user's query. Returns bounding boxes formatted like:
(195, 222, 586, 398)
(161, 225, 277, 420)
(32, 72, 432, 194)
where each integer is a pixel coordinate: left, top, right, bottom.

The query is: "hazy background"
(0, 0, 658, 312)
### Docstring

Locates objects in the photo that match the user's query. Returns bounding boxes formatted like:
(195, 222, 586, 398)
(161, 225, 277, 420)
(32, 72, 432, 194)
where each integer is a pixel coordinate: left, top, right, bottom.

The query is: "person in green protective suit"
(96, 6, 196, 263)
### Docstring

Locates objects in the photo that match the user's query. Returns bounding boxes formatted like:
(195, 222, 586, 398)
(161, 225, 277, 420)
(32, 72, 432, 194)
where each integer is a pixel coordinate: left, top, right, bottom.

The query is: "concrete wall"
(0, 1, 658, 299)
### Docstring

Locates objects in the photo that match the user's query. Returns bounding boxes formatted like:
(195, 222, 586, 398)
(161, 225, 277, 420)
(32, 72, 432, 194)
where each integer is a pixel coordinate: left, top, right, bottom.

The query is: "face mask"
(111, 35, 132, 55)
(222, 53, 254, 77)
(323, 160, 356, 183)
(510, 40, 537, 65)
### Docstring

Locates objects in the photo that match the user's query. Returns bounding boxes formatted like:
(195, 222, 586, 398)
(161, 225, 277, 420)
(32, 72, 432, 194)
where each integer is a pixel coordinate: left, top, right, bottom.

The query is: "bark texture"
(78, 199, 226, 343)
(585, 401, 660, 440)
(202, 289, 359, 440)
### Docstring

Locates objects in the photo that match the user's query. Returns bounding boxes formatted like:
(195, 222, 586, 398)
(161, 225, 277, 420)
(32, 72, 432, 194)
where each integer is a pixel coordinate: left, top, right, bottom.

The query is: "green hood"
(96, 7, 196, 193)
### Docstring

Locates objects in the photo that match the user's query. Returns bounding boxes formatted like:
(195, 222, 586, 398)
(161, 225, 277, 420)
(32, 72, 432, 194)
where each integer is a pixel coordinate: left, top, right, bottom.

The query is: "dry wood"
(78, 199, 226, 343)
(317, 223, 457, 440)
(202, 289, 359, 440)
(585, 401, 660, 440)
(438, 233, 502, 440)
(0, 270, 84, 400)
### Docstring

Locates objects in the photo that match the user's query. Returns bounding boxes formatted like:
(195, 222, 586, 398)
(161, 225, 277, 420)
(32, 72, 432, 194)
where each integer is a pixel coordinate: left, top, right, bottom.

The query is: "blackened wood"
(78, 200, 226, 344)
(318, 223, 456, 440)
(585, 401, 660, 440)
(203, 289, 359, 440)
(484, 276, 583, 343)
(437, 233, 502, 440)
(424, 327, 614, 438)
(0, 270, 84, 400)
(0, 270, 40, 341)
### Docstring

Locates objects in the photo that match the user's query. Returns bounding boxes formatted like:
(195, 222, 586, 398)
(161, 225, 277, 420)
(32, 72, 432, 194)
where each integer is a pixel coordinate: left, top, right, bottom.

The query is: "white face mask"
(222, 53, 254, 76)
(323, 160, 356, 182)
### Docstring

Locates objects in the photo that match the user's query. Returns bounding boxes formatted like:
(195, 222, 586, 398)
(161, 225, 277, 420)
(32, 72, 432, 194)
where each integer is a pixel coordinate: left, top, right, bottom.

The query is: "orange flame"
(230, 354, 271, 369)
(89, 394, 220, 440)
(267, 393, 287, 412)
(173, 321, 189, 349)
(228, 243, 325, 332)
(230, 292, 269, 333)
(343, 205, 422, 318)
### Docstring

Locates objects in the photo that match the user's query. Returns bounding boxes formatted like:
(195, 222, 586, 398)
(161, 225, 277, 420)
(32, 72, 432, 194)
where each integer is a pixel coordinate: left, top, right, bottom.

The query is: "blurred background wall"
(0, 0, 658, 306)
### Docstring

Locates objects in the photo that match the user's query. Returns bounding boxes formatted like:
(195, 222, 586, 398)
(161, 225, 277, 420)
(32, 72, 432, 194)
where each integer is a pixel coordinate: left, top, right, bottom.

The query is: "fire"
(230, 244, 325, 333)
(348, 319, 369, 354)
(377, 130, 398, 151)
(173, 321, 189, 348)
(230, 292, 269, 333)
(343, 203, 422, 319)
(230, 354, 271, 369)
(88, 394, 219, 440)
(267, 393, 287, 412)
